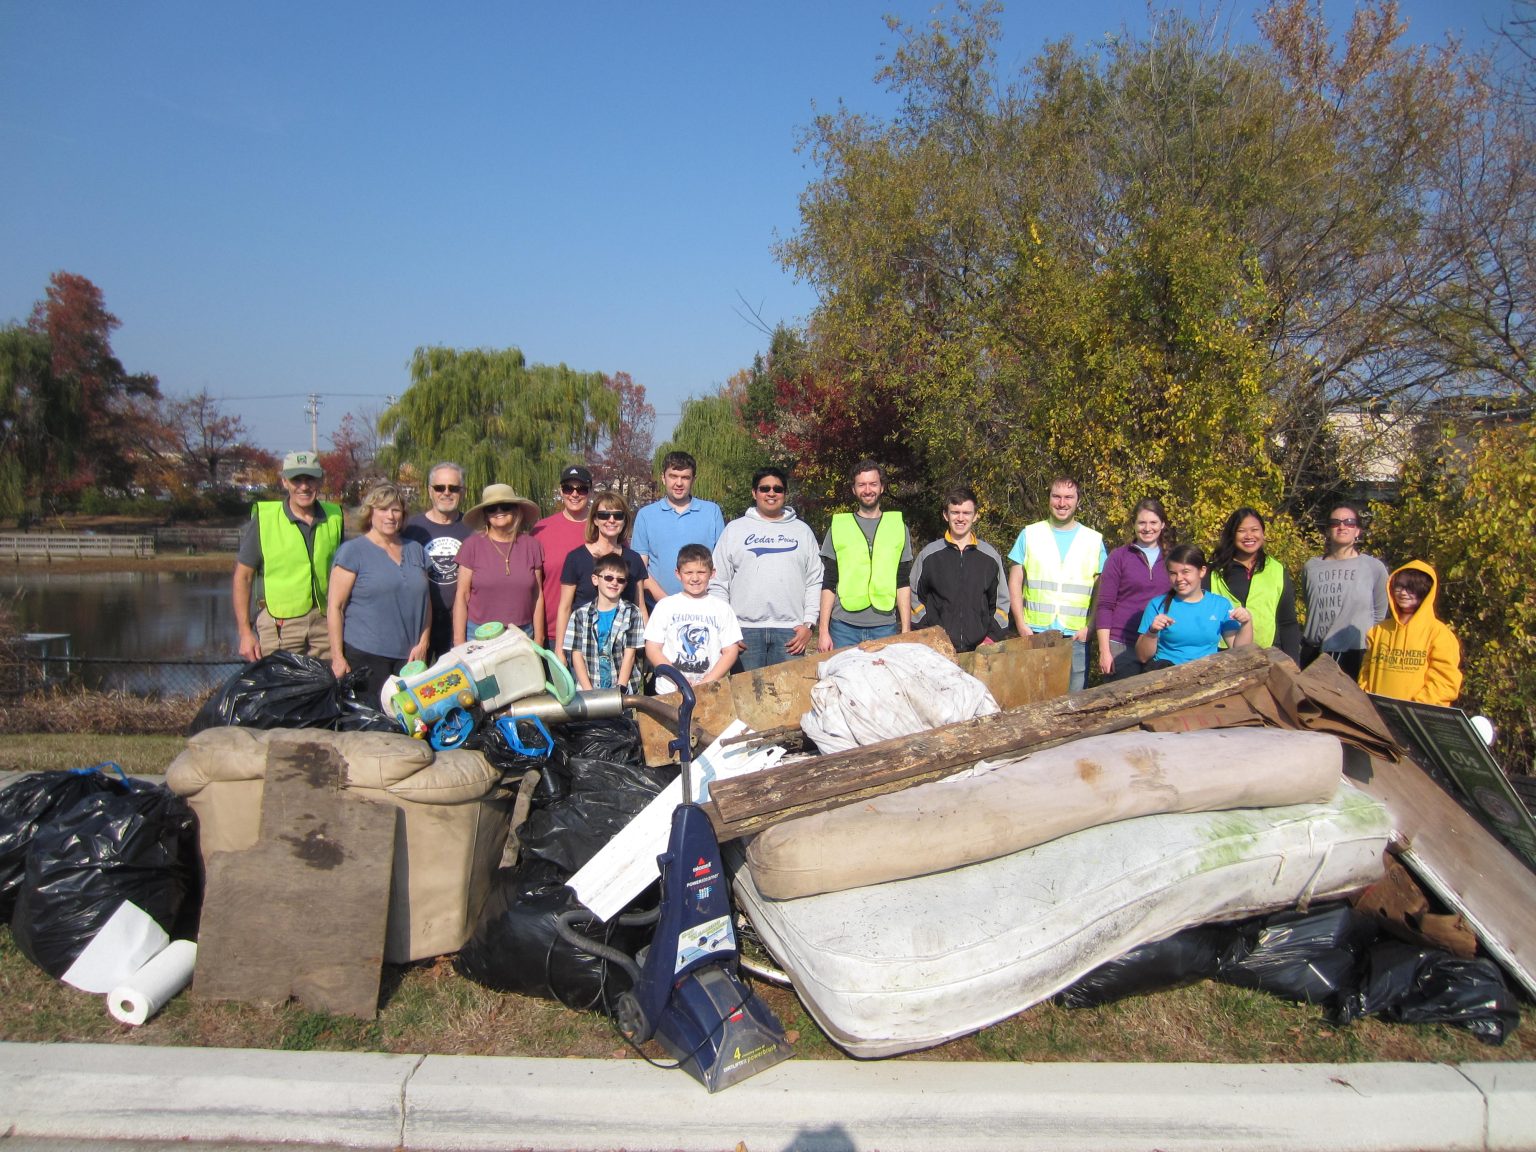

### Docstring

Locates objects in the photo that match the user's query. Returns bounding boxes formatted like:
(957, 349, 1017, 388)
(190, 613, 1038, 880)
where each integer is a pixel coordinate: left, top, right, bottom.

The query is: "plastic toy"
(381, 623, 576, 749)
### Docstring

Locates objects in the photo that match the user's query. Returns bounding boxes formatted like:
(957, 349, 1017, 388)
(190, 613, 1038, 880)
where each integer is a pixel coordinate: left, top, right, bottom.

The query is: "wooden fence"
(0, 533, 156, 561)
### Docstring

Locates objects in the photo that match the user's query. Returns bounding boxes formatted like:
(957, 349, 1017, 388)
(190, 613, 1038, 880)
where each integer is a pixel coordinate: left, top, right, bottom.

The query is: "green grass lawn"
(0, 734, 184, 775)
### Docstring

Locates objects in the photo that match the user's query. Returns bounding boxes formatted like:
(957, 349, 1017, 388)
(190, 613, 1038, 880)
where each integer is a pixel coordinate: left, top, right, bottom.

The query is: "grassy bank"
(1, 926, 1529, 1064)
(0, 734, 184, 774)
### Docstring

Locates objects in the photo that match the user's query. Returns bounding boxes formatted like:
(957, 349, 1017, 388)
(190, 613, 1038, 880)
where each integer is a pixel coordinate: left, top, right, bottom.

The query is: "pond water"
(2, 568, 242, 695)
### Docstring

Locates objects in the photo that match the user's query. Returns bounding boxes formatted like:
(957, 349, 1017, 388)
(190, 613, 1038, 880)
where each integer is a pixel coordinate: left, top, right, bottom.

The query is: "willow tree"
(376, 346, 618, 508)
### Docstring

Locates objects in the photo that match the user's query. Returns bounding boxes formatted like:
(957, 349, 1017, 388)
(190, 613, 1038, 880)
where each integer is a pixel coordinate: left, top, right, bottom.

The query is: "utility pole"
(305, 393, 322, 455)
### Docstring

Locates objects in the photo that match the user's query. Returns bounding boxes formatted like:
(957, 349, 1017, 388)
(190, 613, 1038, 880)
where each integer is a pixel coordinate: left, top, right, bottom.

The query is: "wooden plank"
(192, 740, 396, 1019)
(706, 646, 1280, 840)
(955, 633, 1072, 711)
(1346, 747, 1536, 1000)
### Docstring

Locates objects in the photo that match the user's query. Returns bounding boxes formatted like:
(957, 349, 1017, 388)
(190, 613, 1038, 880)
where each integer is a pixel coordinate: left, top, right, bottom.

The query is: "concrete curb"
(0, 1044, 1531, 1151)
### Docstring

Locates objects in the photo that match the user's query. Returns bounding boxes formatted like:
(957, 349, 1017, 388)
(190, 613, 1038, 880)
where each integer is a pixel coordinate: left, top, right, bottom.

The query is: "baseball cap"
(560, 465, 593, 486)
(282, 451, 323, 479)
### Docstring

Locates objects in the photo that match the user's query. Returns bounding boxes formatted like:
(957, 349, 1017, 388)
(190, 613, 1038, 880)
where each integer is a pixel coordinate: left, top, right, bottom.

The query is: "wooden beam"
(707, 646, 1281, 841)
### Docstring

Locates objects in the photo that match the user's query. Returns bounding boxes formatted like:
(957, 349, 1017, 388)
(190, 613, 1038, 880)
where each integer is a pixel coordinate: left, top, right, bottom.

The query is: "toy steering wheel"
(430, 706, 476, 751)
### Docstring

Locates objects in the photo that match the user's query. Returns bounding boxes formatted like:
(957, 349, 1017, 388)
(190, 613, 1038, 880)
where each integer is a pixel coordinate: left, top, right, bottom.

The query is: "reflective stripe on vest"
(255, 500, 342, 618)
(1212, 559, 1283, 649)
(1021, 520, 1102, 632)
(830, 511, 904, 613)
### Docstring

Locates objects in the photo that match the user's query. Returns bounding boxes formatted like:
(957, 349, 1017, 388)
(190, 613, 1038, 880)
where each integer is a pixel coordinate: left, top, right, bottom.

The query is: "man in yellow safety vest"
(1006, 475, 1106, 692)
(817, 459, 913, 651)
(232, 450, 343, 663)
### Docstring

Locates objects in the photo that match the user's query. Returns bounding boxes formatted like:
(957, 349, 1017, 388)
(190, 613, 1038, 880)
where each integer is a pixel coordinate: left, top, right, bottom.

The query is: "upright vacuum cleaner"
(557, 667, 792, 1092)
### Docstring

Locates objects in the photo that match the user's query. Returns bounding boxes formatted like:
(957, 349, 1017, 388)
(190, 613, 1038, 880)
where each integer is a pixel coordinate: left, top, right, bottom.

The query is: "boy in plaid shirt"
(562, 552, 644, 693)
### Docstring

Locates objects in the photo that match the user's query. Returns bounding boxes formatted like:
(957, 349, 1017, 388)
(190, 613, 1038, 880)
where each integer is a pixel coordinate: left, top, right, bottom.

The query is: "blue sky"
(0, 0, 1513, 456)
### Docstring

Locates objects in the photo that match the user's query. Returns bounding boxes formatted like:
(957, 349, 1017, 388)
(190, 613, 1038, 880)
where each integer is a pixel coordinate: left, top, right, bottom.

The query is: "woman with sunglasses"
(452, 484, 546, 647)
(1300, 502, 1389, 678)
(554, 491, 648, 666)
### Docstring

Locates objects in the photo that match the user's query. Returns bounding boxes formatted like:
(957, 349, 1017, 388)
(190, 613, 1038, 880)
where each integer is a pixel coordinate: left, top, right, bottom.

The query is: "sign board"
(1370, 695, 1536, 872)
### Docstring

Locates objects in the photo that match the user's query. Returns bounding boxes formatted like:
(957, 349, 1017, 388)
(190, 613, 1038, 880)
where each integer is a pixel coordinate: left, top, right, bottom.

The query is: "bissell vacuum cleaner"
(557, 667, 792, 1092)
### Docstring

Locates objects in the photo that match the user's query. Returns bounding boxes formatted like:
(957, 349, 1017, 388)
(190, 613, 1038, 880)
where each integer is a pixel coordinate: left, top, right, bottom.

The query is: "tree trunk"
(707, 646, 1282, 841)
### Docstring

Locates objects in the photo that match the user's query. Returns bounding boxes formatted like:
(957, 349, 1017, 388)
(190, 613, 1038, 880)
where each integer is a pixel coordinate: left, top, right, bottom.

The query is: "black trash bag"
(1336, 941, 1519, 1044)
(190, 651, 395, 734)
(1216, 904, 1378, 1010)
(453, 858, 643, 1009)
(554, 716, 645, 766)
(11, 783, 202, 979)
(1057, 926, 1229, 1008)
(519, 756, 676, 874)
(0, 766, 132, 922)
(465, 717, 568, 804)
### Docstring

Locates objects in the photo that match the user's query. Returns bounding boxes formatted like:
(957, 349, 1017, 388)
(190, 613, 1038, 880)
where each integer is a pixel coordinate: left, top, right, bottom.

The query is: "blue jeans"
(827, 619, 900, 650)
(740, 627, 798, 671)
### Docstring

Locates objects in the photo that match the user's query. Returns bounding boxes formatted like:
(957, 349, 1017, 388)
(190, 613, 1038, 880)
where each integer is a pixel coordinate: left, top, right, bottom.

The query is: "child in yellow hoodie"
(1358, 559, 1463, 705)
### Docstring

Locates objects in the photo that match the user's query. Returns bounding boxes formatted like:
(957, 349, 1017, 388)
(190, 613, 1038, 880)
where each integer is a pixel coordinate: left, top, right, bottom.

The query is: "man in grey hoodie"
(710, 466, 824, 671)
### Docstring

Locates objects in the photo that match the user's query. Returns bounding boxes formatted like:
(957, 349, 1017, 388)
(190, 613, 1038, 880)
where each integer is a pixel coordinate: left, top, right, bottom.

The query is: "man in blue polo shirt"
(633, 451, 725, 604)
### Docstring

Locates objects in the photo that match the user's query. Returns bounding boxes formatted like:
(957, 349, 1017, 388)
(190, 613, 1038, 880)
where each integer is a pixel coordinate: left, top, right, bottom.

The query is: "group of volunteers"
(232, 450, 1462, 709)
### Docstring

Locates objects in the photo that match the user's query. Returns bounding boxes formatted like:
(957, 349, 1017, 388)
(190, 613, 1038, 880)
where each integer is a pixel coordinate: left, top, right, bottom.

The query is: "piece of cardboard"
(192, 740, 396, 1019)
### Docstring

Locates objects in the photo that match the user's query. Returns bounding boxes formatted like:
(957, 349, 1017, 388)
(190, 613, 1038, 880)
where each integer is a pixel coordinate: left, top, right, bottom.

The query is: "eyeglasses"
(561, 484, 591, 495)
(1327, 517, 1359, 528)
(287, 476, 319, 488)
(593, 510, 625, 521)
(756, 484, 786, 493)
(597, 574, 628, 585)
(486, 504, 517, 516)
(431, 484, 463, 494)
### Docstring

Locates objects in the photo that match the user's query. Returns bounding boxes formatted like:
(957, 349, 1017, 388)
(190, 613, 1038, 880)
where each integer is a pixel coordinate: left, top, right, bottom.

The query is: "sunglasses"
(561, 484, 591, 495)
(1327, 517, 1359, 528)
(756, 484, 786, 493)
(485, 504, 518, 516)
(593, 510, 625, 521)
(431, 484, 464, 494)
(597, 574, 628, 584)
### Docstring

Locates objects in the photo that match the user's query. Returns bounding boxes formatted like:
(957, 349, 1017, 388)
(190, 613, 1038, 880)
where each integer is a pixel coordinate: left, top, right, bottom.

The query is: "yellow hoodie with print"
(1358, 559, 1463, 706)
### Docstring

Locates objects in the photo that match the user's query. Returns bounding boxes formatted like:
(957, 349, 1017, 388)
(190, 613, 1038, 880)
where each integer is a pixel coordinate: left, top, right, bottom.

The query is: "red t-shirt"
(532, 512, 589, 640)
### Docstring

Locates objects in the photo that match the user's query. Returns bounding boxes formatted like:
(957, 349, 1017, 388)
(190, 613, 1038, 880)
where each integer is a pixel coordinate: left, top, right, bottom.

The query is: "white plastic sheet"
(800, 642, 999, 754)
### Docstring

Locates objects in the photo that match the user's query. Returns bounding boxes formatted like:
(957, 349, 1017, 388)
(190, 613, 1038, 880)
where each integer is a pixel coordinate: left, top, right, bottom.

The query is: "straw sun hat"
(462, 483, 542, 531)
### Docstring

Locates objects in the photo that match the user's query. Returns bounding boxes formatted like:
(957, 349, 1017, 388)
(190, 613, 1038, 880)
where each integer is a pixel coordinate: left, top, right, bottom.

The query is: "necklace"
(488, 535, 515, 574)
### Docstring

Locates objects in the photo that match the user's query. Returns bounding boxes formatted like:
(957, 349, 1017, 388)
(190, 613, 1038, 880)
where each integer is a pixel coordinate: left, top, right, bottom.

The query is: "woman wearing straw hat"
(452, 483, 546, 646)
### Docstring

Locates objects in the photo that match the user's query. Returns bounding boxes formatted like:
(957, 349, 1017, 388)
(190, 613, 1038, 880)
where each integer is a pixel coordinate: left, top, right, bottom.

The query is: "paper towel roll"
(107, 939, 197, 1026)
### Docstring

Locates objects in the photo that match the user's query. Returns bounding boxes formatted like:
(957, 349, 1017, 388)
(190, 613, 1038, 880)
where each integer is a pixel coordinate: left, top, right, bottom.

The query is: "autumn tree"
(591, 372, 656, 503)
(27, 272, 159, 495)
(773, 1, 1503, 549)
(375, 346, 618, 509)
(0, 326, 79, 517)
(320, 412, 384, 504)
(156, 389, 262, 490)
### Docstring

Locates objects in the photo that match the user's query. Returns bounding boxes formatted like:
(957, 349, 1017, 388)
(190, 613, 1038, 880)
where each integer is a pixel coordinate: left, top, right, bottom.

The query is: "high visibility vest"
(1021, 521, 1102, 632)
(830, 511, 904, 613)
(255, 500, 341, 618)
(1212, 558, 1283, 649)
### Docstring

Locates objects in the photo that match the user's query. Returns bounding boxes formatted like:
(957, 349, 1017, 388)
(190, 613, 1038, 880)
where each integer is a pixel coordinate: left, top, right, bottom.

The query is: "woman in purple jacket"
(1094, 497, 1175, 681)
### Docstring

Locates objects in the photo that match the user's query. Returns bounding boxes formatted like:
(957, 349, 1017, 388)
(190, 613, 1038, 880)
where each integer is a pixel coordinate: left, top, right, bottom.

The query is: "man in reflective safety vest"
(232, 451, 343, 663)
(1006, 475, 1106, 692)
(817, 459, 913, 651)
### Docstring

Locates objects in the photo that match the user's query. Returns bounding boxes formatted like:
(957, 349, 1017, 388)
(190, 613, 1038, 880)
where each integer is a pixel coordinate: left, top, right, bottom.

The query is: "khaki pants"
(255, 606, 330, 660)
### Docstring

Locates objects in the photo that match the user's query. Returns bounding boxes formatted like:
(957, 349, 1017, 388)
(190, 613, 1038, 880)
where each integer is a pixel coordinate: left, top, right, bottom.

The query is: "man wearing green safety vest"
(1007, 475, 1106, 692)
(232, 451, 343, 663)
(817, 459, 913, 651)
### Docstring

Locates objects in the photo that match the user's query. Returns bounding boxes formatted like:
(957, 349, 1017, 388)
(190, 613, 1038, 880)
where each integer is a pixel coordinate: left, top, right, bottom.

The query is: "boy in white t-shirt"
(644, 544, 743, 695)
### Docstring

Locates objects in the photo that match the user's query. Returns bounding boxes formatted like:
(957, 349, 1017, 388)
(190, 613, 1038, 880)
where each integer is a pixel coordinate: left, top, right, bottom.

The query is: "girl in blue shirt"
(1136, 544, 1253, 668)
